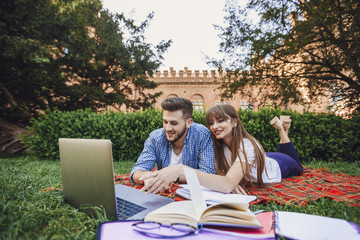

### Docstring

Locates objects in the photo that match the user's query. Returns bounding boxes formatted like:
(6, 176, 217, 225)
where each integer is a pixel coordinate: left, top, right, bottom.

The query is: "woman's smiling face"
(208, 115, 235, 142)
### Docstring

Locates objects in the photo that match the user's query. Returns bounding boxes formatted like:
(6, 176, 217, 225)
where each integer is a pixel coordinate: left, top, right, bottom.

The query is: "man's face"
(163, 110, 192, 144)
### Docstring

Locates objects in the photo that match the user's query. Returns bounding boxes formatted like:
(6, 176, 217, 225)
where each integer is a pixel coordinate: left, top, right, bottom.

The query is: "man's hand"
(140, 171, 158, 184)
(142, 175, 169, 193)
(140, 165, 182, 194)
(231, 184, 248, 195)
(139, 171, 168, 194)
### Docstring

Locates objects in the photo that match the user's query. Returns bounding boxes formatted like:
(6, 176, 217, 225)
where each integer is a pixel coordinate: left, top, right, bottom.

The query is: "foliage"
(21, 108, 360, 163)
(0, 0, 170, 126)
(0, 156, 359, 239)
(213, 0, 360, 112)
(239, 108, 360, 163)
(21, 109, 163, 161)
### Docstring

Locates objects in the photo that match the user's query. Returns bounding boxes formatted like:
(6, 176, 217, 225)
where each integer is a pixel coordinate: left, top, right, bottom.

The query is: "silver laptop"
(59, 138, 174, 220)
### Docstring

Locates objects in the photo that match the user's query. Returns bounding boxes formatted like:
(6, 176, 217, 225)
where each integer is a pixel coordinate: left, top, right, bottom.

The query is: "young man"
(130, 97, 216, 193)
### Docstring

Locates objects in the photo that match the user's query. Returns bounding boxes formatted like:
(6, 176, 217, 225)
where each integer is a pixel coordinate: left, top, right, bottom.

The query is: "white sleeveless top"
(224, 138, 281, 183)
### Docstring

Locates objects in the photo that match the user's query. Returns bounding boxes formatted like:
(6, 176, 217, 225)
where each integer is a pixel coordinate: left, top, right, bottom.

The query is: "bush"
(22, 108, 360, 162)
(21, 109, 162, 161)
(238, 108, 360, 162)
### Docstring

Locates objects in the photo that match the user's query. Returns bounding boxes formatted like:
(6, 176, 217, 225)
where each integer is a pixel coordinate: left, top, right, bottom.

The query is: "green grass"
(1, 155, 359, 239)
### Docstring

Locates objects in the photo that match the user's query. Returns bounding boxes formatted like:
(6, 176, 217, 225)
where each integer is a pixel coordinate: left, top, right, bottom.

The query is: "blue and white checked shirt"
(130, 123, 216, 181)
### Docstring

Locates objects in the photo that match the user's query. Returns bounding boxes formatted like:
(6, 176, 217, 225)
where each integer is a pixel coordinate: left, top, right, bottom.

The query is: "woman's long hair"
(205, 104, 266, 187)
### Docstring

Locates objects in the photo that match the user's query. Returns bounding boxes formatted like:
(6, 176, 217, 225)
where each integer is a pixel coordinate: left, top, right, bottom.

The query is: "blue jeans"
(266, 142, 303, 179)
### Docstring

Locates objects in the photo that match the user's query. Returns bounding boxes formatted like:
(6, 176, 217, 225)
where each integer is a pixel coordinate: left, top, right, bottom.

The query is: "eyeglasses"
(132, 221, 199, 238)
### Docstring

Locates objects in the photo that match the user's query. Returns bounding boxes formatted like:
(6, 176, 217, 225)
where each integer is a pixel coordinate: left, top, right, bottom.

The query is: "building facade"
(143, 67, 331, 113)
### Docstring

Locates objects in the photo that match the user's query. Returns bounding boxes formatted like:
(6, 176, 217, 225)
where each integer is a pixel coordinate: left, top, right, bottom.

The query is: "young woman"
(140, 104, 303, 194)
(203, 104, 303, 192)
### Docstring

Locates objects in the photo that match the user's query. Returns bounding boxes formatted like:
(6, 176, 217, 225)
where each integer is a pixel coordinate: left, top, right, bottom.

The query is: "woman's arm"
(190, 161, 245, 194)
(140, 162, 246, 194)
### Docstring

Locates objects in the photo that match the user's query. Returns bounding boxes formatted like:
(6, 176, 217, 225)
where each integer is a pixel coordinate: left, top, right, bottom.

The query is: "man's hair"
(161, 97, 193, 119)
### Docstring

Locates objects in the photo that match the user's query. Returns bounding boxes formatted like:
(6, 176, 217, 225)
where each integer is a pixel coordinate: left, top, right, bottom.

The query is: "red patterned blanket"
(114, 174, 185, 201)
(114, 167, 360, 207)
(246, 167, 360, 206)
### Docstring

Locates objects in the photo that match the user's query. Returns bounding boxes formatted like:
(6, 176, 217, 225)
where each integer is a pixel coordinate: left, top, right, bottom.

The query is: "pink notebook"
(202, 211, 275, 239)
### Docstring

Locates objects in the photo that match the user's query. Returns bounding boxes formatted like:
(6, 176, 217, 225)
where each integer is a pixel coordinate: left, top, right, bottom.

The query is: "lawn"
(0, 155, 359, 239)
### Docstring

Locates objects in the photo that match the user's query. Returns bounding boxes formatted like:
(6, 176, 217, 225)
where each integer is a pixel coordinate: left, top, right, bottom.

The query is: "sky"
(101, 0, 228, 71)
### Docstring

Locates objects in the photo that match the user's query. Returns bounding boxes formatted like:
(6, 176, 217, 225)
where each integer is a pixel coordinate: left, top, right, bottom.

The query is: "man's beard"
(166, 125, 188, 143)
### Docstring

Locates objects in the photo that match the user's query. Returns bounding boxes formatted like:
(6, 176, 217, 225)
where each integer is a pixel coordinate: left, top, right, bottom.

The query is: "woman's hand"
(231, 185, 248, 195)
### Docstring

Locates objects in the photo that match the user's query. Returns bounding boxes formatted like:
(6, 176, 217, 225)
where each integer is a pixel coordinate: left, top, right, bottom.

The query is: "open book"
(144, 167, 262, 229)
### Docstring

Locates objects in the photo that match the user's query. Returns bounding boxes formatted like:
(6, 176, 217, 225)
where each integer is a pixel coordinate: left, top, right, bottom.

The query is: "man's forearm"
(132, 170, 150, 184)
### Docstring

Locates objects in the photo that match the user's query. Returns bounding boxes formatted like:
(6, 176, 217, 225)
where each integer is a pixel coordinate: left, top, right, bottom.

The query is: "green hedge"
(237, 108, 360, 163)
(22, 108, 360, 162)
(21, 109, 162, 162)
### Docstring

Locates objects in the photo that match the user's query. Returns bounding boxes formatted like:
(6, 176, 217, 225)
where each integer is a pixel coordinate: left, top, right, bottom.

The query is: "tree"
(0, 0, 171, 126)
(0, 0, 170, 153)
(213, 0, 360, 112)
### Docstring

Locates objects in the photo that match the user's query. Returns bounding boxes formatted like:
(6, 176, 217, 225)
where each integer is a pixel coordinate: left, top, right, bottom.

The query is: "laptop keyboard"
(116, 197, 146, 220)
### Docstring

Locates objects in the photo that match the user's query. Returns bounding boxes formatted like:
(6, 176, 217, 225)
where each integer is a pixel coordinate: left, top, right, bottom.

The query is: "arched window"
(166, 94, 178, 99)
(190, 94, 205, 112)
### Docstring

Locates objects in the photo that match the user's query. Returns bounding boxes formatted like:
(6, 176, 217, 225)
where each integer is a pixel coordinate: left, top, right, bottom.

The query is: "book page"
(183, 167, 207, 219)
(276, 211, 360, 240)
(200, 206, 261, 227)
(144, 200, 198, 228)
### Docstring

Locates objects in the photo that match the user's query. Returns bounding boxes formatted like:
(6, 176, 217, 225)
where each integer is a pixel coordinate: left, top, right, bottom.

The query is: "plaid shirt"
(130, 123, 216, 181)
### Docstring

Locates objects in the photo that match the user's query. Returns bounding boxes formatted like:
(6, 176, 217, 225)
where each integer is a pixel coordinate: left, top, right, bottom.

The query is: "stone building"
(142, 67, 331, 113)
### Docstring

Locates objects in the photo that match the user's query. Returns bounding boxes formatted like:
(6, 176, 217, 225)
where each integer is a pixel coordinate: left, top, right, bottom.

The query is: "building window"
(263, 102, 272, 108)
(240, 102, 254, 110)
(216, 101, 228, 105)
(249, 102, 254, 110)
(192, 101, 204, 112)
(191, 94, 205, 112)
(329, 83, 345, 105)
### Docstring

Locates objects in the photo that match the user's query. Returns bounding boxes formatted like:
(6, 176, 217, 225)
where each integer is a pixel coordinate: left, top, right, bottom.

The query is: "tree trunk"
(0, 118, 28, 154)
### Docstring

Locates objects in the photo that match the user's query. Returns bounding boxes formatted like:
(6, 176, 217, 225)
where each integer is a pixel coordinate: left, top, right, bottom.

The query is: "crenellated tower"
(147, 67, 252, 111)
